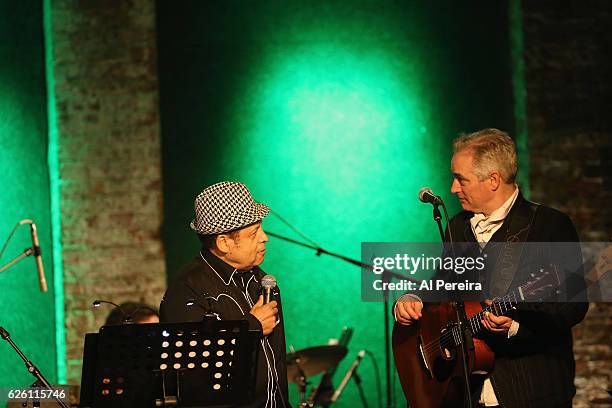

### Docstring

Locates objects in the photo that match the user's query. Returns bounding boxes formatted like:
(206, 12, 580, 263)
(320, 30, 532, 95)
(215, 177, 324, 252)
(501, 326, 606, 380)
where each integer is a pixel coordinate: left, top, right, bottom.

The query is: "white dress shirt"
(471, 186, 519, 406)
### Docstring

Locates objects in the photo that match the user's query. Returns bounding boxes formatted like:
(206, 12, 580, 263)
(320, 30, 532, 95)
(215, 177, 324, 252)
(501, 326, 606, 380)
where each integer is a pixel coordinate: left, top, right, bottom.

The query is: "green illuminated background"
(0, 0, 517, 405)
(0, 0, 58, 400)
(157, 1, 514, 405)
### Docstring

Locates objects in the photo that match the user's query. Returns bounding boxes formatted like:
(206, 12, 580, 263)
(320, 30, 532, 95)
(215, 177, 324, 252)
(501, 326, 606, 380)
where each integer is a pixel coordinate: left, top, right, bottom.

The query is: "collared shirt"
(470, 186, 520, 407)
(160, 250, 290, 408)
(470, 186, 520, 248)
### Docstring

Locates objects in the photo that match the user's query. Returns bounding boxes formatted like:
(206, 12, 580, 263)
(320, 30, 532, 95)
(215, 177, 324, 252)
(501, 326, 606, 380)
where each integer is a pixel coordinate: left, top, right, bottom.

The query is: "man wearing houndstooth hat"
(160, 181, 290, 408)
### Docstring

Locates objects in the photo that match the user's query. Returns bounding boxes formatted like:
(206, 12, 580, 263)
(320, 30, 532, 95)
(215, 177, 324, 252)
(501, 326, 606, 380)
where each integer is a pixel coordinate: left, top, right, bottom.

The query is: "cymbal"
(287, 345, 348, 383)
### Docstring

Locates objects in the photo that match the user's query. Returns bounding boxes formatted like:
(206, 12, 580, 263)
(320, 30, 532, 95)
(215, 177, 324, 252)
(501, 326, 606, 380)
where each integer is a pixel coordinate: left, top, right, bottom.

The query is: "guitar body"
(392, 302, 494, 408)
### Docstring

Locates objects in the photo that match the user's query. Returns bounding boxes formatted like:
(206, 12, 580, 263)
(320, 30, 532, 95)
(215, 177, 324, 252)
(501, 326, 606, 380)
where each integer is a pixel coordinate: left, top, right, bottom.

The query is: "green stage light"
(216, 21, 443, 408)
(157, 3, 514, 405)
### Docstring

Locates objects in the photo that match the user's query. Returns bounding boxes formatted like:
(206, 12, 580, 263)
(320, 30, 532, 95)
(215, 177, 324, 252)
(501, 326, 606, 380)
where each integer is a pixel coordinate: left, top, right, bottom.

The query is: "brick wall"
(522, 1, 612, 406)
(44, 0, 611, 398)
(48, 0, 166, 384)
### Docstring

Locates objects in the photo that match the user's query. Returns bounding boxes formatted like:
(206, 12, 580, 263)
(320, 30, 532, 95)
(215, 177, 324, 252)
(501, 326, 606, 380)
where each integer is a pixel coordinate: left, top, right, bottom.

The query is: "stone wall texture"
(49, 0, 166, 384)
(522, 1, 612, 406)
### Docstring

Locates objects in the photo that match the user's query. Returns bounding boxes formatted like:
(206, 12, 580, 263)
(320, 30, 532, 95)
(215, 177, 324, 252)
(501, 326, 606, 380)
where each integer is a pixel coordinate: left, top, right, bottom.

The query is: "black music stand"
(79, 319, 259, 408)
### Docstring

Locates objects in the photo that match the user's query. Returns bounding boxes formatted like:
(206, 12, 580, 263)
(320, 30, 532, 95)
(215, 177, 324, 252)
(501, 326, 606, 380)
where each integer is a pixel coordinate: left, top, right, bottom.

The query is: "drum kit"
(286, 327, 355, 407)
(287, 344, 347, 407)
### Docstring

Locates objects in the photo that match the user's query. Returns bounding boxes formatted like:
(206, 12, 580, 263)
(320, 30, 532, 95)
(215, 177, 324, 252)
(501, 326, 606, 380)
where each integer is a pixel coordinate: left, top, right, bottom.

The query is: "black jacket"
(160, 250, 290, 408)
(447, 193, 588, 408)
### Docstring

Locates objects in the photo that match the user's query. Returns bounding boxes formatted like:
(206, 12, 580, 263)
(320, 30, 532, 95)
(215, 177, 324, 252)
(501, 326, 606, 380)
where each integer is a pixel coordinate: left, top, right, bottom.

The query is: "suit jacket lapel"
(486, 193, 539, 297)
(489, 192, 533, 243)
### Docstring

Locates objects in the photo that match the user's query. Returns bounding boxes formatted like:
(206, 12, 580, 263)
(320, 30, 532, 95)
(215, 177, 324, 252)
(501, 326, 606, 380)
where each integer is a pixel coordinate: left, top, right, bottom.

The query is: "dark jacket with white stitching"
(160, 250, 290, 408)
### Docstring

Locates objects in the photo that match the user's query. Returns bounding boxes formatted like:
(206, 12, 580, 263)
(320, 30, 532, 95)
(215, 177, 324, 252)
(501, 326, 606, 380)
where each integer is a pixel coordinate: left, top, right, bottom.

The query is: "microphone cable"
(364, 349, 384, 408)
(0, 219, 33, 260)
(268, 208, 321, 248)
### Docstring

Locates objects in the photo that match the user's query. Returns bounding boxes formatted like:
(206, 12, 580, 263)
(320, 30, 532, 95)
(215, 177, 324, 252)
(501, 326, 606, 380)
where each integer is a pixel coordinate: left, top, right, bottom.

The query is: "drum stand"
(293, 363, 314, 408)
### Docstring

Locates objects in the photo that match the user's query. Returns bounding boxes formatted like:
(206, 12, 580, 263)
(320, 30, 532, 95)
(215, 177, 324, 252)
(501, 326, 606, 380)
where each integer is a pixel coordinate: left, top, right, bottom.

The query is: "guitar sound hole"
(438, 327, 456, 361)
(426, 326, 457, 381)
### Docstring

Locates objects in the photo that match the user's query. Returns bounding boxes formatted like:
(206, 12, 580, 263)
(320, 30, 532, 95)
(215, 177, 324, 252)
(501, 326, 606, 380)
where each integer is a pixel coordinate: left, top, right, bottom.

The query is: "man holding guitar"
(394, 129, 588, 407)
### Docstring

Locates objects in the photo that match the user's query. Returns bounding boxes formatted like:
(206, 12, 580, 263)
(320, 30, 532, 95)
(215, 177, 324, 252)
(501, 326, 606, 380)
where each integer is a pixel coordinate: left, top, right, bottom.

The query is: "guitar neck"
(467, 291, 520, 335)
(466, 266, 562, 335)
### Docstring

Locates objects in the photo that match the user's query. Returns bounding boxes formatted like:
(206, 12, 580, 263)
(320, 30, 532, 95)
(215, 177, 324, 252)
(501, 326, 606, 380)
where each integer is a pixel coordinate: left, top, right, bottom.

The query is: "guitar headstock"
(518, 265, 561, 301)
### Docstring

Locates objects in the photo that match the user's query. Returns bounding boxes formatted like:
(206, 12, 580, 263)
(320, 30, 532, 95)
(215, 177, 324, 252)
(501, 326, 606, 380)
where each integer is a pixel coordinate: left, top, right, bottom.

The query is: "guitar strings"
(420, 282, 545, 359)
(421, 302, 505, 354)
(422, 306, 510, 357)
(421, 296, 517, 356)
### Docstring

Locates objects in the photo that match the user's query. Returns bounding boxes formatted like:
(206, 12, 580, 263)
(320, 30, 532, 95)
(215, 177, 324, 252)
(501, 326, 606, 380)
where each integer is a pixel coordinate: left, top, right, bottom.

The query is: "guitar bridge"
(417, 335, 434, 379)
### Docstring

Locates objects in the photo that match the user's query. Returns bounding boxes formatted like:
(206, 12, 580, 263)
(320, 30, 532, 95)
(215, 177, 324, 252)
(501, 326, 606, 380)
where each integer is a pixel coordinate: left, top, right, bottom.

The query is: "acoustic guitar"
(392, 268, 561, 408)
(393, 243, 611, 407)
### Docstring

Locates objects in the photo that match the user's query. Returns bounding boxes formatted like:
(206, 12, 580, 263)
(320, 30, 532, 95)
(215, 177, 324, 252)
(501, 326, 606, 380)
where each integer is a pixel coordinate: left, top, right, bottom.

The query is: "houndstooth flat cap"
(190, 182, 270, 235)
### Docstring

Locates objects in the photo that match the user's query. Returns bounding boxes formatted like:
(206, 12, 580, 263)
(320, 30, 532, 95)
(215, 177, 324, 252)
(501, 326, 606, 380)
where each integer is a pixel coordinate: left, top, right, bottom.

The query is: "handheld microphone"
(418, 187, 443, 205)
(29, 223, 47, 292)
(261, 274, 277, 304)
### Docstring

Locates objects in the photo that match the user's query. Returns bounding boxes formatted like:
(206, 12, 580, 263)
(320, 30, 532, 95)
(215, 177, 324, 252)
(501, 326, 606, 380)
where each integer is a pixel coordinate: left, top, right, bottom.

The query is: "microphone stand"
(331, 351, 367, 407)
(0, 221, 67, 407)
(0, 219, 38, 274)
(432, 203, 445, 241)
(266, 232, 367, 269)
(0, 326, 70, 408)
(267, 231, 417, 408)
(382, 271, 392, 408)
(429, 201, 472, 408)
(0, 247, 35, 274)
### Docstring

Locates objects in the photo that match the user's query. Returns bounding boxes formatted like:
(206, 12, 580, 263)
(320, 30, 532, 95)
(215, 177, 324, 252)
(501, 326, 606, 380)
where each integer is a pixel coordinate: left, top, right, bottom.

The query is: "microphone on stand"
(419, 185, 468, 406)
(419, 187, 446, 229)
(0, 219, 47, 292)
(29, 223, 47, 292)
(418, 187, 443, 205)
(93, 299, 132, 324)
(261, 274, 277, 304)
(331, 350, 366, 403)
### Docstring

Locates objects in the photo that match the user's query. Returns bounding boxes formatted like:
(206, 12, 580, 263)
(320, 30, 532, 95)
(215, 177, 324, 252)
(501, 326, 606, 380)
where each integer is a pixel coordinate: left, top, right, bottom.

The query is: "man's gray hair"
(453, 128, 518, 183)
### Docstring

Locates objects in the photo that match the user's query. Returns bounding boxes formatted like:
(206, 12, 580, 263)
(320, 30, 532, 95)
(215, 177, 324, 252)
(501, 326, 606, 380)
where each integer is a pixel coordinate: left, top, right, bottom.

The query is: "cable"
(364, 350, 383, 408)
(0, 219, 33, 260)
(268, 208, 321, 247)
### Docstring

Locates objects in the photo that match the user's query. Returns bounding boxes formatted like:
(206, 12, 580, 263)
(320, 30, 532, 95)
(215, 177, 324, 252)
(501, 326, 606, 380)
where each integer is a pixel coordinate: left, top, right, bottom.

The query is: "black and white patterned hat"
(190, 182, 270, 235)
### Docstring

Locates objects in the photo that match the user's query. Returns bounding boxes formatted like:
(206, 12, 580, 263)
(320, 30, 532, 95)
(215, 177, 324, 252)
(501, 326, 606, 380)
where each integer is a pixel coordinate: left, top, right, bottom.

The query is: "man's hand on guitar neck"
(481, 299, 515, 335)
(394, 297, 519, 337)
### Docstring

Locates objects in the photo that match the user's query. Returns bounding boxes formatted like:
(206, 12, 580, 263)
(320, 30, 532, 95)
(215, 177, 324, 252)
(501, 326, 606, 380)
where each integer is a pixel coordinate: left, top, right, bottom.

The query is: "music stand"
(79, 319, 259, 407)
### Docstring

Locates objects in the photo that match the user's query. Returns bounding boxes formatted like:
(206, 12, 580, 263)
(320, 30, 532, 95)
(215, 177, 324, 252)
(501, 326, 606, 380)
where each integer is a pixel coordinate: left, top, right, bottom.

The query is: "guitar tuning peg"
(539, 268, 544, 272)
(555, 290, 560, 294)
(530, 273, 535, 278)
